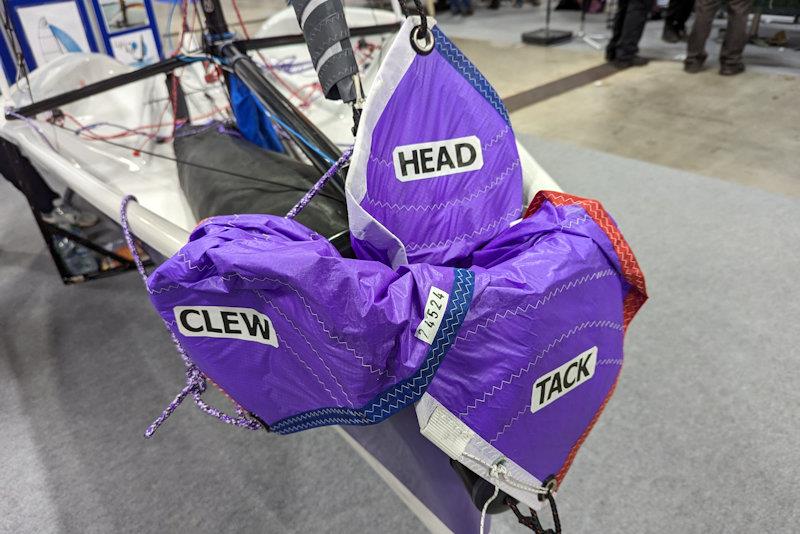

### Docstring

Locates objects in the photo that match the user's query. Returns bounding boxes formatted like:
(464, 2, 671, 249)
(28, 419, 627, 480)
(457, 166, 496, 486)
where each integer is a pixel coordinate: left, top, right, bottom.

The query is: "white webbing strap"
(416, 393, 551, 510)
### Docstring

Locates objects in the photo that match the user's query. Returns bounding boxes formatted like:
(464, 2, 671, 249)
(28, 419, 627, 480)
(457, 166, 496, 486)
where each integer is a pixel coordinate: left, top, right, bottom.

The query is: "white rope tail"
(479, 461, 507, 534)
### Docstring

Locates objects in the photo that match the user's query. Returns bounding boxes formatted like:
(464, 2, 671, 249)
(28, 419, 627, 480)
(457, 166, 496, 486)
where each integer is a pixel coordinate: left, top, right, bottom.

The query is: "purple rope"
(121, 143, 353, 436)
(6, 110, 59, 152)
(120, 195, 261, 438)
(285, 146, 353, 219)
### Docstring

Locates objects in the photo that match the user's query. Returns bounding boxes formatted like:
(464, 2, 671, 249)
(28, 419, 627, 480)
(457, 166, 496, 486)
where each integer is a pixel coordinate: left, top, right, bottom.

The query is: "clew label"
(531, 346, 597, 414)
(174, 305, 278, 347)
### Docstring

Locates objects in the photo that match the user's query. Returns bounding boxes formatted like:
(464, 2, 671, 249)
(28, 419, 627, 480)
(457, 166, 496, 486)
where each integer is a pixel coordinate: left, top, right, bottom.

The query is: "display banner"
(5, 0, 99, 69)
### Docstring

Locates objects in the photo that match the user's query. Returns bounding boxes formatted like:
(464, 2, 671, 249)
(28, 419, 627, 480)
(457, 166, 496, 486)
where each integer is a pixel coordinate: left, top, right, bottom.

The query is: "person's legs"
(663, 0, 695, 40)
(0, 138, 59, 215)
(685, 0, 719, 67)
(719, 0, 754, 69)
(614, 0, 654, 62)
(606, 0, 631, 61)
(675, 0, 695, 29)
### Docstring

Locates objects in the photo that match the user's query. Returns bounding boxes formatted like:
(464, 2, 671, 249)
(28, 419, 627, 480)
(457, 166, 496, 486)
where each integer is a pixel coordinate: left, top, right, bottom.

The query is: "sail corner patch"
(174, 305, 278, 347)
(531, 346, 597, 414)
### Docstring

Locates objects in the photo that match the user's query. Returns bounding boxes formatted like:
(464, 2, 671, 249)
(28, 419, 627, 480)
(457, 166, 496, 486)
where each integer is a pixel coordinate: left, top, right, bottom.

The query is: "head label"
(531, 346, 597, 414)
(174, 306, 278, 347)
(393, 135, 484, 182)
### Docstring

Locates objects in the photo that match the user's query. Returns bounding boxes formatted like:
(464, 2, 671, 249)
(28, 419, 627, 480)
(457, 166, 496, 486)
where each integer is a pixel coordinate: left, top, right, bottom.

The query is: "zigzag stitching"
(368, 154, 393, 167)
(218, 272, 395, 379)
(276, 331, 341, 406)
(405, 207, 520, 251)
(363, 160, 520, 213)
(276, 278, 471, 431)
(560, 215, 591, 229)
(271, 270, 473, 431)
(457, 269, 616, 341)
(224, 214, 272, 243)
(361, 272, 472, 418)
(483, 125, 511, 150)
(365, 124, 512, 186)
(177, 251, 212, 272)
(275, 417, 361, 434)
(534, 193, 646, 292)
(151, 270, 395, 379)
(275, 273, 471, 428)
(147, 283, 180, 295)
(253, 289, 354, 407)
(489, 403, 528, 444)
(490, 354, 625, 443)
(458, 320, 624, 417)
(433, 27, 509, 123)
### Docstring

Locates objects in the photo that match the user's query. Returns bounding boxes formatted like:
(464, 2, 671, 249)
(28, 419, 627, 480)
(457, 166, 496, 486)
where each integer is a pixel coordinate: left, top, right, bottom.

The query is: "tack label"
(531, 346, 597, 413)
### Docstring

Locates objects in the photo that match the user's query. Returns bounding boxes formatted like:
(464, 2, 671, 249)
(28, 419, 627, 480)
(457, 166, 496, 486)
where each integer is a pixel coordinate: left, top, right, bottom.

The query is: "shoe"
(662, 25, 681, 43)
(465, 7, 474, 14)
(41, 206, 99, 228)
(613, 56, 650, 69)
(768, 30, 788, 46)
(684, 61, 704, 73)
(719, 63, 745, 76)
(683, 53, 707, 73)
(489, 0, 500, 9)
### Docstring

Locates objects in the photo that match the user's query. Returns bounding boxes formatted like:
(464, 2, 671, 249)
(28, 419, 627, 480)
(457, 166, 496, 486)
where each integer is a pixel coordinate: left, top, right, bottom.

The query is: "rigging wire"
(39, 118, 346, 204)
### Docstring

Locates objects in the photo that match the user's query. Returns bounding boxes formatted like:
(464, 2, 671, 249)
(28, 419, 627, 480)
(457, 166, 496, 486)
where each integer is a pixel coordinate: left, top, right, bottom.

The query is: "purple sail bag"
(345, 19, 523, 268)
(140, 16, 647, 513)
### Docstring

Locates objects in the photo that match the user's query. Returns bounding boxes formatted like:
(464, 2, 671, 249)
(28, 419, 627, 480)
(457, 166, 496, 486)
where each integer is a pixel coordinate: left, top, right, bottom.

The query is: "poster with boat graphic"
(109, 29, 158, 67)
(15, 1, 92, 66)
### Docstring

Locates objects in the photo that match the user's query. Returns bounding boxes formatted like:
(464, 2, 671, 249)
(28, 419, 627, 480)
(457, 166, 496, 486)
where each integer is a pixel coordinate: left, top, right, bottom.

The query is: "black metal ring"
(538, 475, 558, 501)
(410, 24, 435, 55)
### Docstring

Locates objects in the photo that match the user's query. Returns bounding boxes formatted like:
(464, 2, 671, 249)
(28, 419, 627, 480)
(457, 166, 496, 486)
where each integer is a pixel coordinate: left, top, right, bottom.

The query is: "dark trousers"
(664, 0, 694, 31)
(687, 0, 754, 65)
(606, 0, 655, 62)
(0, 137, 59, 214)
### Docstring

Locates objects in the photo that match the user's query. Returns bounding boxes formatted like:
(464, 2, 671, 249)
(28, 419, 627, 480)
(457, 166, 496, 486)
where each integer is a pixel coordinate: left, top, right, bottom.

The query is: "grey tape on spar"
(299, 0, 329, 29)
(315, 42, 343, 72)
(291, 0, 359, 101)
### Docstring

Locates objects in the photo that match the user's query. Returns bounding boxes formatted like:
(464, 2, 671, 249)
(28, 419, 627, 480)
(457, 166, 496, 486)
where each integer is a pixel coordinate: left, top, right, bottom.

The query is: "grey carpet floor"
(2, 134, 799, 533)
